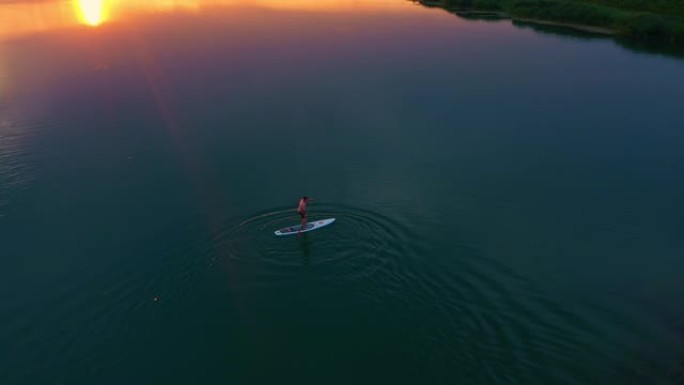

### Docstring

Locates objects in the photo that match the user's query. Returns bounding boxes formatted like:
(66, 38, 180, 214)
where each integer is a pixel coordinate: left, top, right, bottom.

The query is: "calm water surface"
(1, 1, 684, 384)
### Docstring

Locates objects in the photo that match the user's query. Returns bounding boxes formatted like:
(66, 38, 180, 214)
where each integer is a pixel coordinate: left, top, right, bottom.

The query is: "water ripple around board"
(213, 204, 630, 384)
(213, 203, 422, 289)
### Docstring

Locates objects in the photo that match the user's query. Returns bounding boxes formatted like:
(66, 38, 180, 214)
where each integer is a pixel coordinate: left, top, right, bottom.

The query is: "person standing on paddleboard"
(297, 196, 313, 233)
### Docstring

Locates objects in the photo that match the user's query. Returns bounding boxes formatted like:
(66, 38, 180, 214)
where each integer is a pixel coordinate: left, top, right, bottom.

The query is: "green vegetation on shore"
(420, 0, 684, 44)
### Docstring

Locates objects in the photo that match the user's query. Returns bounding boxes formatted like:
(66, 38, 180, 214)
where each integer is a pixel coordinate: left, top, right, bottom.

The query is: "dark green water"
(2, 2, 684, 384)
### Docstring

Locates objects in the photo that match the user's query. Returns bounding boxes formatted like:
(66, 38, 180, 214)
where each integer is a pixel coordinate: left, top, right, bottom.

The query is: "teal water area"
(1, 2, 684, 384)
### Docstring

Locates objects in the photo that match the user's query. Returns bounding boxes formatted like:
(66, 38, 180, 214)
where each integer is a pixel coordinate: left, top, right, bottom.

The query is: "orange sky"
(0, 0, 415, 42)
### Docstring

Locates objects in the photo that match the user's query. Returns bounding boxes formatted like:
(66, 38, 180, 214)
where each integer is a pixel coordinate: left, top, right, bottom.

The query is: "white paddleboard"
(274, 218, 336, 236)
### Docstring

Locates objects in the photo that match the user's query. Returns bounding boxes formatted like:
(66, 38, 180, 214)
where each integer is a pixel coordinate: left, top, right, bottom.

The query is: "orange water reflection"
(0, 0, 414, 41)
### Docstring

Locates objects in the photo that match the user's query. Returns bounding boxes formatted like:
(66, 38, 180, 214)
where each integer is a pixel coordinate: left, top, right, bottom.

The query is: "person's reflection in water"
(299, 234, 311, 266)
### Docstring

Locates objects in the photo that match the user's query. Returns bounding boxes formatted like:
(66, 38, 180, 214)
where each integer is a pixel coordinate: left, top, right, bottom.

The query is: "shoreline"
(414, 0, 684, 47)
(452, 9, 617, 35)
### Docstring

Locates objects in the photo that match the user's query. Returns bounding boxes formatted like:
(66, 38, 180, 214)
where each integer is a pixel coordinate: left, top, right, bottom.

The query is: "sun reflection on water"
(0, 0, 413, 41)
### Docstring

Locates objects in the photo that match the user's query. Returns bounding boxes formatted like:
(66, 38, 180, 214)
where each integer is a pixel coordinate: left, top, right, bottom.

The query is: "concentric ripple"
(211, 203, 422, 289)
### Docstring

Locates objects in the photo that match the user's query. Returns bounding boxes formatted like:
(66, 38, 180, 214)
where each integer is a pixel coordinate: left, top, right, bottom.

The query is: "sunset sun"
(76, 0, 107, 26)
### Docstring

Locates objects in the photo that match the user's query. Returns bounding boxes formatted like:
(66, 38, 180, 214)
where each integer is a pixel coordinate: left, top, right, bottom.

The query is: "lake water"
(1, 1, 684, 384)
